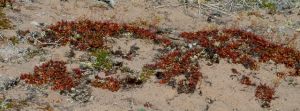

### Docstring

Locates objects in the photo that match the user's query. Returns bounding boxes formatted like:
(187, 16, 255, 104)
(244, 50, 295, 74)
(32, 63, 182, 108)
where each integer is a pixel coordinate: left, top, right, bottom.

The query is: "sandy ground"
(1, 0, 300, 111)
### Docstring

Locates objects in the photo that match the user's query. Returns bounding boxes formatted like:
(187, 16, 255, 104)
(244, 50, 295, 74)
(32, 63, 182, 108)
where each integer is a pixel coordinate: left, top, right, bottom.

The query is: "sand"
(0, 0, 300, 111)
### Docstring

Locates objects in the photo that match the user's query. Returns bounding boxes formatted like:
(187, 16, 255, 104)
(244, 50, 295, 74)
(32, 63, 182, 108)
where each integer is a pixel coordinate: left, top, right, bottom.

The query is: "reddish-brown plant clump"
(72, 68, 83, 79)
(231, 68, 240, 75)
(147, 48, 202, 93)
(180, 29, 300, 76)
(144, 102, 153, 108)
(255, 84, 275, 108)
(43, 20, 171, 51)
(91, 77, 120, 92)
(240, 75, 255, 86)
(20, 60, 82, 91)
(45, 20, 121, 50)
(122, 24, 172, 45)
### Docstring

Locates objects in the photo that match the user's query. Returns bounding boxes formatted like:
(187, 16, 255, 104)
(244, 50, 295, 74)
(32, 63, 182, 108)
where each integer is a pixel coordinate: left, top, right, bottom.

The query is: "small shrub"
(91, 77, 120, 92)
(180, 29, 300, 76)
(260, 0, 277, 12)
(255, 84, 275, 108)
(0, 9, 12, 29)
(92, 49, 113, 71)
(240, 75, 255, 86)
(20, 60, 82, 91)
(8, 36, 19, 45)
(147, 49, 202, 93)
(139, 67, 155, 82)
(43, 20, 171, 51)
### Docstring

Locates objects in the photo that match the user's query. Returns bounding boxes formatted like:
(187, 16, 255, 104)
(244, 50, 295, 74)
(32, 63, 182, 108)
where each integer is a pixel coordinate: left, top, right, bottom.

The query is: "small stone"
(0, 76, 20, 91)
(31, 21, 40, 26)
(98, 0, 116, 8)
(188, 43, 193, 49)
(97, 72, 106, 78)
(155, 71, 164, 79)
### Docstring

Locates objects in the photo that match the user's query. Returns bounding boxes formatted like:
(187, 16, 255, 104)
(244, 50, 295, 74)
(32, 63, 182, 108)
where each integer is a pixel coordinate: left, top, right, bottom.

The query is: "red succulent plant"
(20, 60, 82, 91)
(42, 20, 172, 51)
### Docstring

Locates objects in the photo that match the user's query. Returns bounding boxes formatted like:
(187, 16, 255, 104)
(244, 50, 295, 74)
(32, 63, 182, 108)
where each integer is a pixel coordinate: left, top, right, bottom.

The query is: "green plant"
(92, 49, 113, 71)
(139, 67, 155, 82)
(8, 36, 19, 45)
(261, 0, 276, 12)
(0, 100, 13, 111)
(137, 108, 146, 111)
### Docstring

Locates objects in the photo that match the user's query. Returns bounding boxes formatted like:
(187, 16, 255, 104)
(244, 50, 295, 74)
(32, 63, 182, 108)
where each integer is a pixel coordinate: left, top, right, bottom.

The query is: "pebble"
(0, 76, 19, 91)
